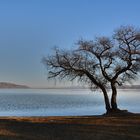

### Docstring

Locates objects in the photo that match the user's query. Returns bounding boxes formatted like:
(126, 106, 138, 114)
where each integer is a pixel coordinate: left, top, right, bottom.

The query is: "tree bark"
(111, 83, 118, 110)
(101, 86, 111, 112)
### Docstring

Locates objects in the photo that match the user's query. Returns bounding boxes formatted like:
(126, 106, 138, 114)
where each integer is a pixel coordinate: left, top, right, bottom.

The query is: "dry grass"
(0, 114, 139, 140)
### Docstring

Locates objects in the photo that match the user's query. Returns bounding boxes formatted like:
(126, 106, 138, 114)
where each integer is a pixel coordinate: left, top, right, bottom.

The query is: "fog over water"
(0, 89, 139, 116)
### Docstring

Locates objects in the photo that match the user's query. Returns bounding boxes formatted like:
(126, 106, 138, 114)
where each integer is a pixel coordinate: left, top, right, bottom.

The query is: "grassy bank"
(0, 114, 140, 140)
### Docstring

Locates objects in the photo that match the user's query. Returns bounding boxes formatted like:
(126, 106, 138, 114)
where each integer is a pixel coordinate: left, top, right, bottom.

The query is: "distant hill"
(0, 82, 29, 89)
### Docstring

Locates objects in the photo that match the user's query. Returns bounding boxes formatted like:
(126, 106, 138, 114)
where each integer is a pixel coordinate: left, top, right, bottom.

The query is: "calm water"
(0, 89, 139, 116)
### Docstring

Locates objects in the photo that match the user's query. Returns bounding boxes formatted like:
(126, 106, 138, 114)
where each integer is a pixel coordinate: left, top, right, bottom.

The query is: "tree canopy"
(43, 26, 140, 113)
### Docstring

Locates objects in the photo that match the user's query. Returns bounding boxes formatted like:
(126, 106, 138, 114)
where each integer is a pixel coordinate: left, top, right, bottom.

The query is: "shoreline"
(0, 114, 139, 140)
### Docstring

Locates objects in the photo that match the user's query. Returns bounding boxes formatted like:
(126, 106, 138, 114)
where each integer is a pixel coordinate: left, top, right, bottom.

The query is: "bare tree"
(43, 26, 140, 114)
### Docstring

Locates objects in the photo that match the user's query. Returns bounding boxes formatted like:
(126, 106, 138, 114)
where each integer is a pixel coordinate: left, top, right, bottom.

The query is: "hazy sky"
(0, 0, 140, 87)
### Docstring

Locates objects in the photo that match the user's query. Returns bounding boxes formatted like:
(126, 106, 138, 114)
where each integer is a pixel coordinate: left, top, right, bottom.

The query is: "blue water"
(0, 89, 139, 116)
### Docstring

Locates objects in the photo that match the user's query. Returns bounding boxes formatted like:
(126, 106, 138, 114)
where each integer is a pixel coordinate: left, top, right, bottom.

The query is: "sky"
(0, 0, 140, 88)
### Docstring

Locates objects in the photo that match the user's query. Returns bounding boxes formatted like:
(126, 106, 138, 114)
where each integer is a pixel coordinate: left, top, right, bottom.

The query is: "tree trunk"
(111, 83, 118, 110)
(101, 86, 111, 113)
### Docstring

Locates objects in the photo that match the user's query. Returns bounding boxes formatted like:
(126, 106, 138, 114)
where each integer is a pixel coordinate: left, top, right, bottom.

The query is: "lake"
(0, 89, 139, 116)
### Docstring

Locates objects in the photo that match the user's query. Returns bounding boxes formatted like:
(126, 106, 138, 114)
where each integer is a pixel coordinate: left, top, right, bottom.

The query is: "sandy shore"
(0, 114, 139, 140)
